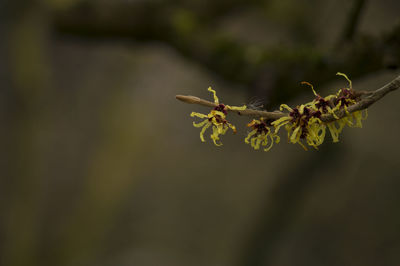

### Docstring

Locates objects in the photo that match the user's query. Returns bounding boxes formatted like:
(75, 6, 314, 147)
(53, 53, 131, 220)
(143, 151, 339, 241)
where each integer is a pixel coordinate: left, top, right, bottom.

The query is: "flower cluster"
(271, 104, 325, 150)
(191, 87, 246, 146)
(271, 73, 368, 150)
(245, 118, 280, 151)
(187, 73, 368, 151)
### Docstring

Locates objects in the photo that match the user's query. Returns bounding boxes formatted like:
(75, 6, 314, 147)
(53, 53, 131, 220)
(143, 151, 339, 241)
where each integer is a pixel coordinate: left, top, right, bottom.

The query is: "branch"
(176, 74, 400, 122)
(175, 95, 285, 120)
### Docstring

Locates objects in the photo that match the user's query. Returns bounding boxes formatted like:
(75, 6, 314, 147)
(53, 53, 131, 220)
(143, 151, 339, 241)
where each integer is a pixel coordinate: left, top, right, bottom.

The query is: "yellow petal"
(344, 105, 350, 115)
(279, 104, 293, 112)
(325, 94, 336, 101)
(327, 122, 340, 142)
(191, 112, 208, 118)
(254, 136, 262, 150)
(208, 87, 219, 104)
(352, 111, 363, 128)
(227, 105, 247, 111)
(301, 81, 317, 96)
(212, 139, 223, 146)
(263, 134, 275, 152)
(327, 106, 339, 119)
(260, 133, 269, 146)
(245, 130, 257, 144)
(274, 135, 281, 144)
(250, 135, 257, 148)
(272, 116, 291, 133)
(193, 119, 208, 128)
(299, 104, 305, 114)
(227, 122, 237, 134)
(247, 119, 260, 127)
(305, 100, 317, 110)
(290, 126, 301, 143)
(199, 122, 211, 142)
(210, 126, 223, 146)
(210, 110, 226, 119)
(217, 124, 224, 134)
(336, 72, 352, 89)
(336, 119, 346, 132)
(316, 125, 326, 144)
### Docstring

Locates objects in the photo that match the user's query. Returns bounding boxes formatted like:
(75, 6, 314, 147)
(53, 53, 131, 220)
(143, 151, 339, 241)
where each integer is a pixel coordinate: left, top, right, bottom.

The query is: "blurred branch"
(338, 0, 367, 44)
(176, 74, 400, 122)
(54, 1, 399, 105)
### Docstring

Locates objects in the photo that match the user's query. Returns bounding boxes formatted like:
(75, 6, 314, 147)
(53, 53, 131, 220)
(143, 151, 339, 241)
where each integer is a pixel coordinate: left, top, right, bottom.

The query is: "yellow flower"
(245, 118, 280, 151)
(191, 87, 246, 146)
(272, 104, 326, 150)
(325, 73, 368, 140)
(305, 117, 326, 148)
(302, 81, 339, 119)
(301, 73, 368, 143)
(352, 109, 368, 128)
(334, 73, 357, 109)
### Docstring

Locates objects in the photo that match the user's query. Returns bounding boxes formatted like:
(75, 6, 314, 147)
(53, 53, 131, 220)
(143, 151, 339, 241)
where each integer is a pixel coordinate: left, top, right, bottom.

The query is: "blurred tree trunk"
(1, 2, 52, 265)
(1, 2, 146, 265)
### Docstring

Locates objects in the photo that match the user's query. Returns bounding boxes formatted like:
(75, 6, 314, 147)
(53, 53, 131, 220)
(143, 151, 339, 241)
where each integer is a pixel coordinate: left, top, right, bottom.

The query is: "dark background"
(1, 0, 400, 265)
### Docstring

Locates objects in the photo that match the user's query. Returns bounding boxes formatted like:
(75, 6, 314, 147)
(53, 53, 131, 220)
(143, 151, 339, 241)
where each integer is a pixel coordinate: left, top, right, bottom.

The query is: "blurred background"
(1, 0, 400, 265)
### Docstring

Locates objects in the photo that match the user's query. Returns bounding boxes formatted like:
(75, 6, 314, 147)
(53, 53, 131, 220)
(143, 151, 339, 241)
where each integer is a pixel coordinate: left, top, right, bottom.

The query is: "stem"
(176, 74, 400, 122)
(175, 95, 286, 120)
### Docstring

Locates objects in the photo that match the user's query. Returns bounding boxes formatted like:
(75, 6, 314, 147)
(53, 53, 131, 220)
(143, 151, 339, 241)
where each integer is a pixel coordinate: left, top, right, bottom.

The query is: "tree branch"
(175, 95, 285, 120)
(176, 74, 400, 122)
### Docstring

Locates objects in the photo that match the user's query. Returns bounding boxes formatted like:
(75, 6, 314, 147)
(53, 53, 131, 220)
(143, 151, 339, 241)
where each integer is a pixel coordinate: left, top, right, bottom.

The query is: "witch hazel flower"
(310, 73, 367, 142)
(272, 104, 326, 150)
(302, 80, 346, 143)
(245, 118, 280, 151)
(191, 87, 246, 146)
(333, 72, 368, 129)
(300, 73, 367, 143)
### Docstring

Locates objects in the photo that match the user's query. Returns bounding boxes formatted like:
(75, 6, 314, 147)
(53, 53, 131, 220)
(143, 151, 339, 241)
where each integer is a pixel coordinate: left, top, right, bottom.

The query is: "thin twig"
(175, 95, 286, 120)
(176, 74, 400, 122)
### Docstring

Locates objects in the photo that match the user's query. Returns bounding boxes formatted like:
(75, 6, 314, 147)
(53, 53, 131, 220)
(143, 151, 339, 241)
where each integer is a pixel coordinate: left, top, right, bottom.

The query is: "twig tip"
(176, 95, 201, 104)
